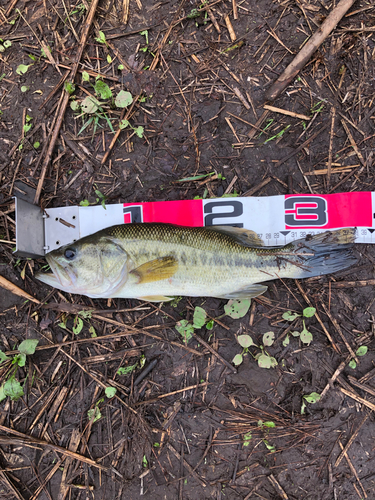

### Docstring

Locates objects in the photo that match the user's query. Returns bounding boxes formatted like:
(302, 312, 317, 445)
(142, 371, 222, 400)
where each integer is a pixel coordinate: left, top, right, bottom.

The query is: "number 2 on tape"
(204, 200, 243, 227)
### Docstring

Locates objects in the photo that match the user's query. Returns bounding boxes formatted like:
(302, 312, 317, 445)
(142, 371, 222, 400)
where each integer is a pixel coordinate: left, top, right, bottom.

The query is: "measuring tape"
(39, 191, 374, 254)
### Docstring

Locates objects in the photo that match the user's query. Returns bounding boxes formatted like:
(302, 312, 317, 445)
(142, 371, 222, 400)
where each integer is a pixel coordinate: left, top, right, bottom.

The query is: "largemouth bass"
(36, 224, 356, 301)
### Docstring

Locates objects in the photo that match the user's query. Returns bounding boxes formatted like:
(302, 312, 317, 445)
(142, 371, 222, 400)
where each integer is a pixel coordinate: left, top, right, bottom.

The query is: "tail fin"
(290, 228, 357, 279)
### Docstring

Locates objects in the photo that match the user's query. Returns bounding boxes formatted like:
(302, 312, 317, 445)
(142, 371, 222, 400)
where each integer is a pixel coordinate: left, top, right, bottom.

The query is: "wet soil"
(1, 0, 375, 499)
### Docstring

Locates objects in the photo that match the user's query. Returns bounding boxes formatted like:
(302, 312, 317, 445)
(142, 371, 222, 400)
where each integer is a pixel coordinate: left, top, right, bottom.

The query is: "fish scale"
(36, 224, 357, 301)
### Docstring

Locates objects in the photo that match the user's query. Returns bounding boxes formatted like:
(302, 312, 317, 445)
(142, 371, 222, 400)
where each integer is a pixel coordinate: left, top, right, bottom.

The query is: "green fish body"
(36, 224, 356, 301)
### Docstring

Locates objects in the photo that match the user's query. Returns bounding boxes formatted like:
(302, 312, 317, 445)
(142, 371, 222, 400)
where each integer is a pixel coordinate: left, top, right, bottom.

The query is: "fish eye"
(64, 248, 76, 261)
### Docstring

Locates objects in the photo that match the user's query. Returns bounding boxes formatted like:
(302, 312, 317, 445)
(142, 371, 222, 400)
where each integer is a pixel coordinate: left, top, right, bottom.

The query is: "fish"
(35, 224, 357, 301)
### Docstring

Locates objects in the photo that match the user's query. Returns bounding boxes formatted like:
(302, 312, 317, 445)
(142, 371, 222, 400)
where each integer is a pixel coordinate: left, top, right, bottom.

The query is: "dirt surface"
(1, 0, 375, 499)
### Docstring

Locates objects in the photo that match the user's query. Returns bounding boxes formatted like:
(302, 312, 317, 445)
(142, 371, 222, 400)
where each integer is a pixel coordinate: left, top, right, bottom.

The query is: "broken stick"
(265, 0, 356, 101)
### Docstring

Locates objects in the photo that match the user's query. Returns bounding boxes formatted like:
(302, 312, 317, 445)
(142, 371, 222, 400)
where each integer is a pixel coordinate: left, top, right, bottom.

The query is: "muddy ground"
(1, 0, 375, 498)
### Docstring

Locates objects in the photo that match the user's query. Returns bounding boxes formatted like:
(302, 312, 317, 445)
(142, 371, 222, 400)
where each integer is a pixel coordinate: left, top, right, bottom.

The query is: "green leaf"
(193, 307, 206, 329)
(79, 199, 90, 206)
(356, 345, 368, 357)
(0, 385, 6, 403)
(237, 334, 254, 348)
(243, 431, 252, 446)
(175, 320, 194, 344)
(64, 81, 76, 95)
(115, 90, 133, 108)
(73, 317, 83, 335)
(303, 307, 316, 318)
(94, 79, 112, 99)
(105, 386, 117, 398)
(291, 330, 300, 337)
(33, 141, 40, 148)
(348, 359, 357, 369)
(269, 356, 278, 368)
(232, 353, 243, 366)
(224, 299, 251, 319)
(119, 119, 129, 129)
(262, 439, 276, 452)
(95, 31, 107, 45)
(81, 95, 101, 114)
(206, 319, 214, 330)
(117, 364, 137, 375)
(282, 311, 300, 321)
(87, 406, 101, 422)
(13, 353, 26, 367)
(0, 350, 10, 364)
(282, 335, 290, 347)
(3, 377, 24, 401)
(303, 392, 321, 404)
(21, 85, 29, 92)
(257, 353, 272, 369)
(107, 54, 112, 64)
(134, 126, 144, 138)
(16, 64, 31, 75)
(300, 328, 313, 345)
(3, 40, 12, 48)
(89, 326, 97, 337)
(82, 71, 90, 82)
(177, 172, 215, 182)
(263, 421, 276, 428)
(263, 331, 275, 346)
(70, 100, 80, 112)
(118, 64, 124, 70)
(18, 339, 39, 355)
(142, 455, 148, 468)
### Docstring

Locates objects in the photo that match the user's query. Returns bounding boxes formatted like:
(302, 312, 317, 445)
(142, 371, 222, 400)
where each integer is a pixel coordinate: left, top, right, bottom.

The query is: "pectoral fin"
(216, 284, 267, 299)
(138, 295, 174, 302)
(130, 256, 178, 284)
(207, 226, 264, 247)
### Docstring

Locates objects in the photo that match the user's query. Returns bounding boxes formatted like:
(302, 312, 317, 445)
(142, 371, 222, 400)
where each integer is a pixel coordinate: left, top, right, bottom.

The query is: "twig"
(265, 0, 356, 101)
(0, 275, 40, 304)
(340, 387, 375, 412)
(0, 427, 109, 471)
(264, 104, 311, 121)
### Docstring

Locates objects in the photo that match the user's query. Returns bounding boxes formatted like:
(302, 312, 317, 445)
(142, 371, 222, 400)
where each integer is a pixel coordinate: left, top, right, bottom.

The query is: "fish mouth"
(35, 271, 62, 288)
(36, 255, 76, 291)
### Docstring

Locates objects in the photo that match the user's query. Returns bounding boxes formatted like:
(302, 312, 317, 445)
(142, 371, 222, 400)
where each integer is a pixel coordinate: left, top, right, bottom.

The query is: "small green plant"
(79, 187, 107, 210)
(105, 386, 117, 398)
(311, 101, 324, 114)
(348, 345, 368, 369)
(243, 431, 252, 446)
(301, 391, 321, 414)
(282, 307, 316, 346)
(0, 39, 12, 52)
(233, 331, 277, 369)
(87, 397, 104, 422)
(16, 63, 32, 75)
(95, 30, 108, 47)
(0, 339, 39, 402)
(263, 125, 291, 144)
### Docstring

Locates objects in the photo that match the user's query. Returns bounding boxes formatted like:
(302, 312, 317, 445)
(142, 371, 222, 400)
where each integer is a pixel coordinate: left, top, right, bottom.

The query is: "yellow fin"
(138, 295, 174, 302)
(207, 226, 264, 247)
(130, 256, 178, 284)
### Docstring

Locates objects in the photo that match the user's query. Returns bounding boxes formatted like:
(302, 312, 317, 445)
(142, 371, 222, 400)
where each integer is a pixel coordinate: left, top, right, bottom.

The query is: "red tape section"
(123, 200, 204, 226)
(284, 192, 372, 230)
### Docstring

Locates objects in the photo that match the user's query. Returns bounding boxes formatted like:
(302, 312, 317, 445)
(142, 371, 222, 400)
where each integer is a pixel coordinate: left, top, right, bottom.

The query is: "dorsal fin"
(206, 226, 264, 247)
